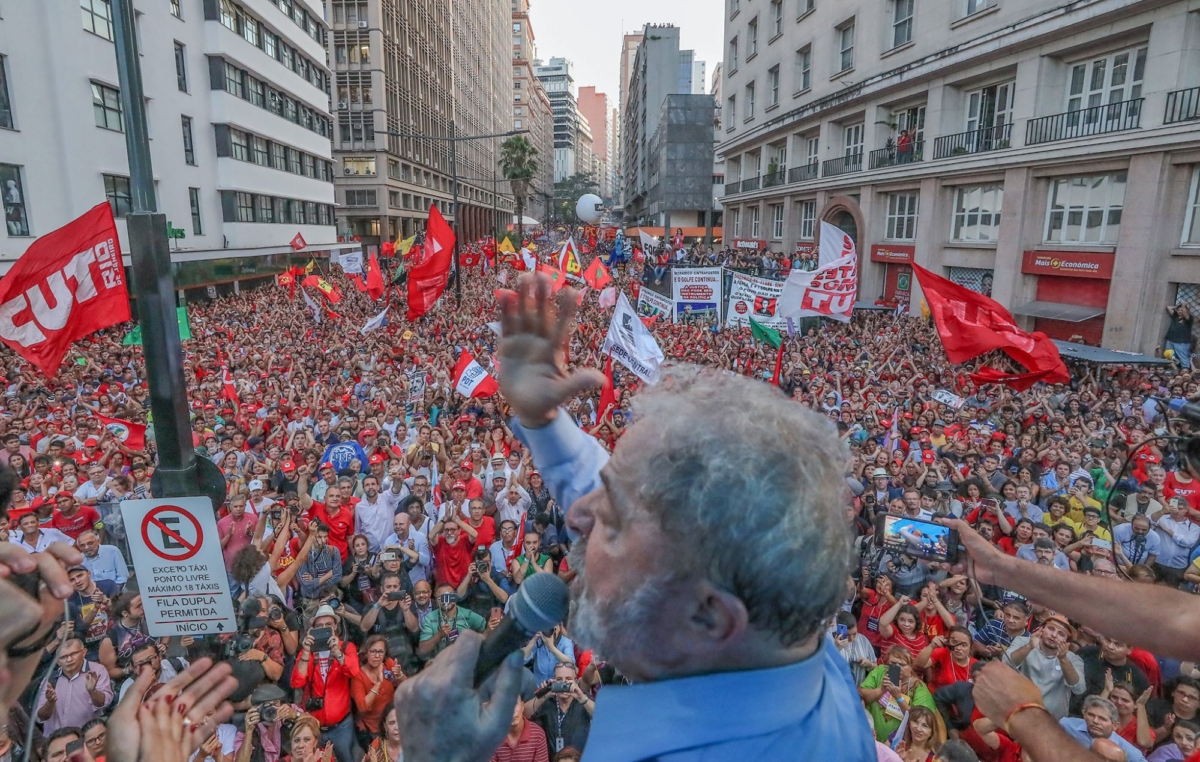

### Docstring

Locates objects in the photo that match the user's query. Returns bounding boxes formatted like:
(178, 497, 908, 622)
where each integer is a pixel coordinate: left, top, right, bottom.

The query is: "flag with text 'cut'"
(451, 350, 499, 398)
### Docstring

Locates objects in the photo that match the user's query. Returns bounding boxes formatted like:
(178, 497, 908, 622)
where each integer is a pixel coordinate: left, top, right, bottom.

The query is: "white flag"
(817, 220, 849, 268)
(602, 292, 665, 384)
(302, 289, 322, 324)
(497, 269, 509, 285)
(451, 351, 499, 398)
(598, 286, 617, 309)
(339, 250, 364, 274)
(638, 228, 658, 251)
(520, 248, 537, 271)
(485, 321, 503, 337)
(780, 221, 858, 323)
(360, 306, 389, 335)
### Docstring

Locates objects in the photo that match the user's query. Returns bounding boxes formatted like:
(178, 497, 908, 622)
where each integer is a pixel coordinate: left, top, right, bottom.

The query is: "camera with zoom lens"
(227, 633, 256, 658)
(259, 704, 279, 724)
(550, 680, 572, 693)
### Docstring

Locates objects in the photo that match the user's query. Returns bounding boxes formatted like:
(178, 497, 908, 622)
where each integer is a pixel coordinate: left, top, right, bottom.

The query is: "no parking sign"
(121, 497, 237, 637)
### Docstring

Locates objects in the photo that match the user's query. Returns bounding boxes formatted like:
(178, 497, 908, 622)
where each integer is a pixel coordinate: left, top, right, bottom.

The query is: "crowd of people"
(0, 226, 1198, 762)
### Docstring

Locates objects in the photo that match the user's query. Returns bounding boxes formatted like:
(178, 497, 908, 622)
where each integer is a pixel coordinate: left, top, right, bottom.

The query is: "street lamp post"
(382, 126, 527, 305)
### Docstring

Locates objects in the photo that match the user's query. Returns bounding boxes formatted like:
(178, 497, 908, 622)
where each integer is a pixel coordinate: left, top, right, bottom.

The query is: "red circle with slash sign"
(141, 506, 203, 562)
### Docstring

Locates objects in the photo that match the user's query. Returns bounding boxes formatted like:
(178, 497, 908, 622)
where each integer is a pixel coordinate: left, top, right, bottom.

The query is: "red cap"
(452, 480, 467, 491)
(84, 437, 98, 447)
(320, 461, 335, 471)
(459, 461, 472, 470)
(281, 460, 297, 472)
(368, 453, 385, 465)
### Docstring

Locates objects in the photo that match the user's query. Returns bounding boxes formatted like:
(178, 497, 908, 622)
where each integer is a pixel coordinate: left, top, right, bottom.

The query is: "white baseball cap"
(248, 479, 264, 491)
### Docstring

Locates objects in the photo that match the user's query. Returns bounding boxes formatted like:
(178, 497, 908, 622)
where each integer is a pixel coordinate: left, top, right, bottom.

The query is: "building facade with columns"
(719, 0, 1200, 352)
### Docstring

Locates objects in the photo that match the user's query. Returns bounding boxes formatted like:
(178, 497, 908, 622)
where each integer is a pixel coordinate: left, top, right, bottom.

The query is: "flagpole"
(450, 120, 461, 307)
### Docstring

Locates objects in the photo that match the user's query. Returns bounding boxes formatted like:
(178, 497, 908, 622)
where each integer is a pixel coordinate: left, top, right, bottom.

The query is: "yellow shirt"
(1066, 494, 1102, 525)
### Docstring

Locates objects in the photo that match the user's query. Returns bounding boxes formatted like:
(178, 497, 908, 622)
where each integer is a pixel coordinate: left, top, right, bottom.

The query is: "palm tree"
(499, 135, 538, 247)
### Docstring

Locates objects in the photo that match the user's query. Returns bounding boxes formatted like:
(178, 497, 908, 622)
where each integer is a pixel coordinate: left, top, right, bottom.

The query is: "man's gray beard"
(565, 537, 673, 664)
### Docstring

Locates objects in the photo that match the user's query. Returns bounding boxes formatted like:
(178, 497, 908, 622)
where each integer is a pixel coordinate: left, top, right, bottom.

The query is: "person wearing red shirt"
(300, 469, 354, 559)
(453, 462, 484, 500)
(50, 494, 101, 540)
(878, 599, 930, 662)
(465, 499, 495, 549)
(431, 515, 477, 589)
(1165, 468, 1200, 514)
(490, 697, 550, 762)
(291, 605, 360, 762)
(72, 438, 104, 467)
(917, 626, 977, 694)
(856, 575, 897, 649)
(217, 493, 258, 567)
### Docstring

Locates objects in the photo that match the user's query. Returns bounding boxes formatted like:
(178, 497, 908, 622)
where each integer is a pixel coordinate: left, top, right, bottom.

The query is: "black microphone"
(472, 572, 570, 687)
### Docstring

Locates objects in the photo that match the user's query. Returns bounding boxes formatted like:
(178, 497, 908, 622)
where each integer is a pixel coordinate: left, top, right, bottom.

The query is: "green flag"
(749, 317, 782, 349)
(122, 306, 191, 345)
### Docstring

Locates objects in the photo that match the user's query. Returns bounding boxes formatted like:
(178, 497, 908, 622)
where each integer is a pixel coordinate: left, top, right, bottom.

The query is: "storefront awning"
(1052, 341, 1171, 365)
(1011, 301, 1105, 322)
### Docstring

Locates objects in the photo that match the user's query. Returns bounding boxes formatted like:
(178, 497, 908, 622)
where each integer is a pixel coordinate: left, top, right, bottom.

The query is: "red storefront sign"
(733, 238, 767, 250)
(1021, 250, 1114, 280)
(795, 242, 817, 257)
(870, 244, 915, 263)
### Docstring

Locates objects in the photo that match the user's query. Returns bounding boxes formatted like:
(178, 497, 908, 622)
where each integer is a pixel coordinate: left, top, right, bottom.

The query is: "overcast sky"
(529, 0, 725, 102)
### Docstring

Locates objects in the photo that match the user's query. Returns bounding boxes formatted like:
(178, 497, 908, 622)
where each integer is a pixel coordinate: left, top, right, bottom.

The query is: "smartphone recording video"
(874, 514, 960, 564)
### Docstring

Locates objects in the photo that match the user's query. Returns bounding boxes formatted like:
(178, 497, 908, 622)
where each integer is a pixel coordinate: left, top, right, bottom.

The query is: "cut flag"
(360, 305, 389, 335)
(338, 250, 364, 275)
(913, 264, 1069, 389)
(558, 238, 584, 283)
(497, 238, 516, 255)
(582, 257, 613, 290)
(95, 414, 146, 450)
(221, 366, 239, 405)
(366, 250, 385, 300)
(123, 306, 191, 345)
(520, 248, 537, 271)
(749, 317, 785, 386)
(779, 221, 858, 324)
(406, 205, 455, 320)
(451, 350, 499, 398)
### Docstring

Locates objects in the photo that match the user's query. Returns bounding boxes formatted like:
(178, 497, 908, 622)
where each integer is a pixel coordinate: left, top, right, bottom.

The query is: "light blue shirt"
(80, 543, 129, 586)
(527, 635, 574, 684)
(382, 528, 432, 584)
(1059, 717, 1147, 762)
(511, 411, 876, 761)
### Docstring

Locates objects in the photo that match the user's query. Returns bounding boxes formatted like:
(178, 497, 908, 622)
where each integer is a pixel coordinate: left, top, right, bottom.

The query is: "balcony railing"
(742, 175, 761, 192)
(762, 170, 787, 188)
(724, 180, 741, 195)
(933, 123, 1012, 159)
(1165, 87, 1200, 125)
(869, 141, 924, 170)
(788, 162, 819, 183)
(1026, 98, 1144, 145)
(822, 152, 862, 177)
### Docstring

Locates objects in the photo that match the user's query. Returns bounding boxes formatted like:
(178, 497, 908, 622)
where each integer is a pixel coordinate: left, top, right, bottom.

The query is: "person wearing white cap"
(869, 467, 901, 505)
(292, 604, 359, 762)
(247, 479, 275, 515)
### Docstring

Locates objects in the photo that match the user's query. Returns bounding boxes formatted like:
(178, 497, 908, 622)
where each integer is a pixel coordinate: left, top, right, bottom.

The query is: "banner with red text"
(726, 271, 787, 331)
(779, 222, 858, 323)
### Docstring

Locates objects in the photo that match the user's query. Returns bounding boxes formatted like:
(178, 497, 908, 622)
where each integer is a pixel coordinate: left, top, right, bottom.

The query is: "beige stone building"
(331, 0, 513, 246)
(719, 0, 1200, 353)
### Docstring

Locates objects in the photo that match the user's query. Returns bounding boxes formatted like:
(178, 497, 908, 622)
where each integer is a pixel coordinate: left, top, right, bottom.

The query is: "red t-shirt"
(1164, 471, 1200, 511)
(927, 646, 976, 694)
(881, 629, 928, 662)
(857, 589, 891, 648)
(922, 608, 952, 640)
(466, 516, 495, 549)
(307, 502, 354, 559)
(960, 711, 1021, 762)
(50, 505, 101, 539)
(433, 535, 476, 589)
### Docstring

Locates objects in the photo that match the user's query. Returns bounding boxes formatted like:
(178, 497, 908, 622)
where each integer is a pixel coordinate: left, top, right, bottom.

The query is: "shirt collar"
(585, 638, 832, 762)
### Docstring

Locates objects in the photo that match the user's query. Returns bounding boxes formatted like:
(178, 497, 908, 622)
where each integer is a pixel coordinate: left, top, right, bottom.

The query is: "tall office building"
(534, 57, 585, 184)
(616, 32, 643, 207)
(511, 0, 555, 223)
(331, 0, 513, 246)
(578, 86, 612, 198)
(718, 0, 1200, 353)
(0, 0, 344, 286)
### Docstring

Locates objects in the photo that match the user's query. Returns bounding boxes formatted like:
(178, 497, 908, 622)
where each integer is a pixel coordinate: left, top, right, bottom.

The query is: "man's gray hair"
(630, 367, 853, 646)
(1083, 695, 1120, 725)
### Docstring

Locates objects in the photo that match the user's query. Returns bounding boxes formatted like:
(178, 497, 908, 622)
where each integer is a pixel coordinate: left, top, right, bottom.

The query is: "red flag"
(221, 366, 239, 405)
(639, 314, 659, 328)
(406, 206, 456, 321)
(350, 274, 368, 292)
(460, 250, 480, 268)
(366, 251, 385, 300)
(0, 203, 129, 376)
(290, 233, 307, 251)
(597, 354, 617, 419)
(771, 344, 785, 386)
(582, 258, 613, 290)
(95, 414, 145, 450)
(381, 241, 395, 258)
(913, 264, 1068, 384)
(536, 263, 568, 293)
(451, 351, 499, 398)
(968, 365, 1064, 392)
(754, 296, 778, 316)
(588, 229, 598, 251)
(633, 247, 646, 263)
(303, 275, 342, 304)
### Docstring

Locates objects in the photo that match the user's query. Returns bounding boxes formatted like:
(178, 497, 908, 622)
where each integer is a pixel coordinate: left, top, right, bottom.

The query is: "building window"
(745, 82, 755, 119)
(1045, 173, 1126, 244)
(219, 0, 237, 31)
(1066, 47, 1147, 115)
(731, 207, 741, 237)
(750, 206, 761, 238)
(844, 123, 863, 157)
(343, 157, 376, 175)
(892, 0, 914, 48)
(81, 0, 114, 40)
(253, 137, 269, 166)
(1182, 168, 1200, 246)
(242, 15, 259, 46)
(271, 142, 286, 170)
(346, 189, 376, 207)
(230, 129, 250, 161)
(966, 82, 1013, 135)
(174, 42, 188, 92)
(771, 0, 784, 36)
(171, 0, 181, 17)
(0, 56, 14, 129)
(235, 192, 254, 222)
(727, 95, 737, 125)
(748, 18, 759, 57)
(0, 164, 29, 236)
(947, 267, 994, 296)
(885, 191, 919, 240)
(964, 0, 991, 16)
(806, 136, 819, 165)
(771, 204, 784, 239)
(837, 20, 855, 72)
(103, 174, 132, 218)
(263, 31, 277, 59)
(799, 200, 817, 239)
(730, 0, 740, 15)
(223, 62, 244, 98)
(256, 194, 273, 222)
(952, 184, 1003, 241)
(729, 38, 738, 71)
(288, 148, 302, 174)
(188, 187, 202, 234)
(766, 66, 780, 107)
(91, 82, 123, 132)
(795, 46, 812, 92)
(181, 116, 195, 165)
(248, 77, 264, 107)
